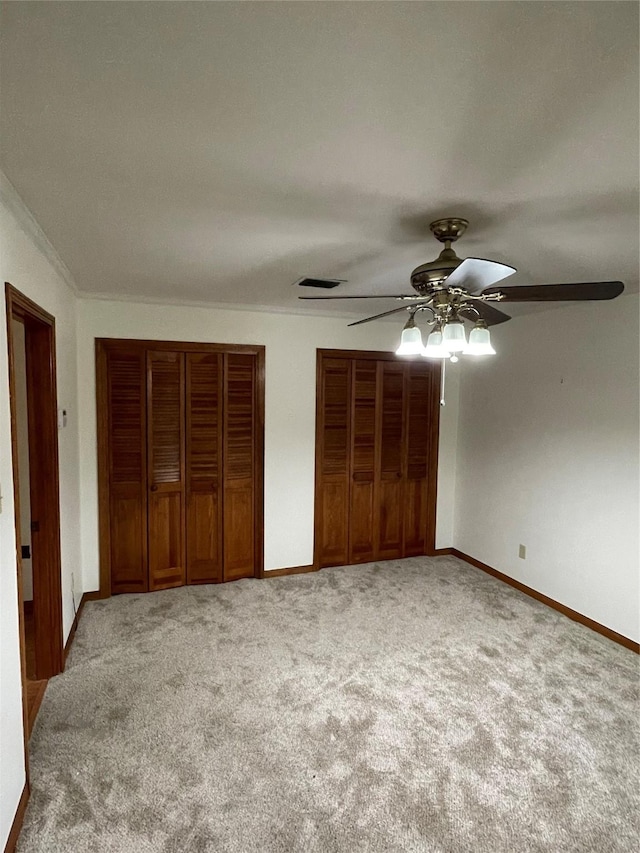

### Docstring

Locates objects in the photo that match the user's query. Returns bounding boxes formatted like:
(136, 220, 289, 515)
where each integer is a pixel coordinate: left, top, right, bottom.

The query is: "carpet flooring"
(17, 556, 640, 852)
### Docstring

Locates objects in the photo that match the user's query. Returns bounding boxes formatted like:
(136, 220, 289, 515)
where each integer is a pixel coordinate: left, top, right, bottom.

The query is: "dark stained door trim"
(5, 281, 65, 799)
(6, 283, 64, 677)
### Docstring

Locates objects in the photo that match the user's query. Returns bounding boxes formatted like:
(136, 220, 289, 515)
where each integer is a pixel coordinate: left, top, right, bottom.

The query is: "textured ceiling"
(1, 1, 638, 321)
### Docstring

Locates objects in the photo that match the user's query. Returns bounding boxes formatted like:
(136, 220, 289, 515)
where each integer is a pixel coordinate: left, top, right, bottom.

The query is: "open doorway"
(5, 283, 63, 738)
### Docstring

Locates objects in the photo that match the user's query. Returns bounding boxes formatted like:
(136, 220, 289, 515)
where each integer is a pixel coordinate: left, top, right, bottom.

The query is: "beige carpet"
(17, 556, 640, 852)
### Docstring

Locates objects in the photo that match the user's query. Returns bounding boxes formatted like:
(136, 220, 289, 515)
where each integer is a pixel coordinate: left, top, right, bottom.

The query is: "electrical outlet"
(519, 544, 527, 560)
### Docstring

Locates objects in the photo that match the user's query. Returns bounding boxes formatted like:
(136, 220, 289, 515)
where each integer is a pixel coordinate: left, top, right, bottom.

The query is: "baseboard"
(263, 564, 317, 578)
(3, 782, 28, 853)
(451, 549, 639, 654)
(430, 548, 454, 556)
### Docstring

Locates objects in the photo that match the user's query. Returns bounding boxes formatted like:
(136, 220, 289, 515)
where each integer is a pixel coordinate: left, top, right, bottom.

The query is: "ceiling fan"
(298, 217, 624, 361)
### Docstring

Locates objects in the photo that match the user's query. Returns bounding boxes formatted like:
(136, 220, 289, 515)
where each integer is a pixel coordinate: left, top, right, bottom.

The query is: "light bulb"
(464, 321, 496, 355)
(441, 320, 467, 352)
(396, 323, 424, 355)
(422, 328, 449, 359)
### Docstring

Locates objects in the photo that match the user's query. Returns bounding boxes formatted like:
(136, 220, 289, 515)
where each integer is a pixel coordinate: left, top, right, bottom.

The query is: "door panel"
(318, 358, 351, 567)
(186, 352, 223, 583)
(107, 348, 148, 593)
(377, 362, 405, 559)
(403, 477, 428, 556)
(316, 352, 438, 568)
(110, 489, 147, 589)
(187, 492, 220, 582)
(319, 478, 350, 567)
(223, 484, 255, 580)
(147, 351, 185, 590)
(223, 353, 256, 580)
(349, 360, 377, 563)
(148, 490, 184, 588)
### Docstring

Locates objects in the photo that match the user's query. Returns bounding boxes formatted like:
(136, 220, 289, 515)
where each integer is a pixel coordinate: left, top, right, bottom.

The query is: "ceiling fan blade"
(465, 299, 512, 326)
(298, 294, 420, 300)
(347, 306, 411, 327)
(445, 257, 517, 294)
(482, 281, 624, 302)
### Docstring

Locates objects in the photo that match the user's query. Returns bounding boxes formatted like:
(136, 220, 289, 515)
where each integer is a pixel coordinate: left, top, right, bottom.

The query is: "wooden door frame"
(96, 338, 265, 597)
(313, 348, 441, 569)
(5, 283, 64, 731)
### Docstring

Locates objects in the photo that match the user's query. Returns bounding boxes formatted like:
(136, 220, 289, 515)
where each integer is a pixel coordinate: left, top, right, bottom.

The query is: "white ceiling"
(1, 1, 638, 322)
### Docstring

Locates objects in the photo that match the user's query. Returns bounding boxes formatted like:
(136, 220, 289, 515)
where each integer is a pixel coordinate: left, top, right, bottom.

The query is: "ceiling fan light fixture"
(465, 320, 496, 355)
(422, 327, 449, 359)
(396, 314, 424, 355)
(441, 319, 467, 352)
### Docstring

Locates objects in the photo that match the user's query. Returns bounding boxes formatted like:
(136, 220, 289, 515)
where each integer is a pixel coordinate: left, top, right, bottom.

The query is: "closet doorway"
(96, 340, 265, 596)
(314, 349, 441, 568)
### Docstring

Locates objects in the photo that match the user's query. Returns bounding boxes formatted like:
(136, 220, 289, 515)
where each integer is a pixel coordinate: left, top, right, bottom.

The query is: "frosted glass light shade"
(396, 325, 424, 355)
(422, 329, 449, 358)
(441, 321, 467, 352)
(465, 324, 496, 355)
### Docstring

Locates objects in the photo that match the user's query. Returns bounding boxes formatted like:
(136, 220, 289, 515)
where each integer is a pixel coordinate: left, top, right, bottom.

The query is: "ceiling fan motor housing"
(411, 247, 463, 295)
(410, 217, 469, 295)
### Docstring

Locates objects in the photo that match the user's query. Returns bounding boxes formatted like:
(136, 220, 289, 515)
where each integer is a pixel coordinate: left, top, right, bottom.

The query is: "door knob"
(150, 484, 158, 492)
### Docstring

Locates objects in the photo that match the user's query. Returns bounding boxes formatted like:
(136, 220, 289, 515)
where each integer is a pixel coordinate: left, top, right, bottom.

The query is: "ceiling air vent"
(294, 277, 346, 289)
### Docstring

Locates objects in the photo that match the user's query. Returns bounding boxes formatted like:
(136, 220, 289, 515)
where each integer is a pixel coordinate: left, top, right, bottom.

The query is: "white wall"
(0, 176, 82, 850)
(77, 297, 459, 587)
(435, 362, 459, 547)
(454, 294, 640, 642)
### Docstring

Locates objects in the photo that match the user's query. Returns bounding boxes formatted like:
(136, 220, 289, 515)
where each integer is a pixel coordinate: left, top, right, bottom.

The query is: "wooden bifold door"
(315, 349, 440, 568)
(97, 340, 264, 595)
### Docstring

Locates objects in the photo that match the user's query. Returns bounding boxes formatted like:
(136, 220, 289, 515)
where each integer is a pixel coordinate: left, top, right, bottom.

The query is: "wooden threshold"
(263, 564, 317, 578)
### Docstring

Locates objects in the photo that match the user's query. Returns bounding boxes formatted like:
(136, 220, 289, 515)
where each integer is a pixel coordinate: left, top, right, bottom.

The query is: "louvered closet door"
(186, 353, 223, 584)
(404, 364, 433, 555)
(107, 347, 148, 593)
(316, 351, 438, 569)
(349, 359, 377, 564)
(318, 358, 351, 567)
(223, 353, 257, 581)
(147, 351, 186, 591)
(376, 361, 405, 560)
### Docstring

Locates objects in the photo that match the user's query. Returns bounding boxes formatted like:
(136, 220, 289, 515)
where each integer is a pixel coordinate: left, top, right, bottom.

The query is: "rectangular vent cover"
(295, 277, 344, 289)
